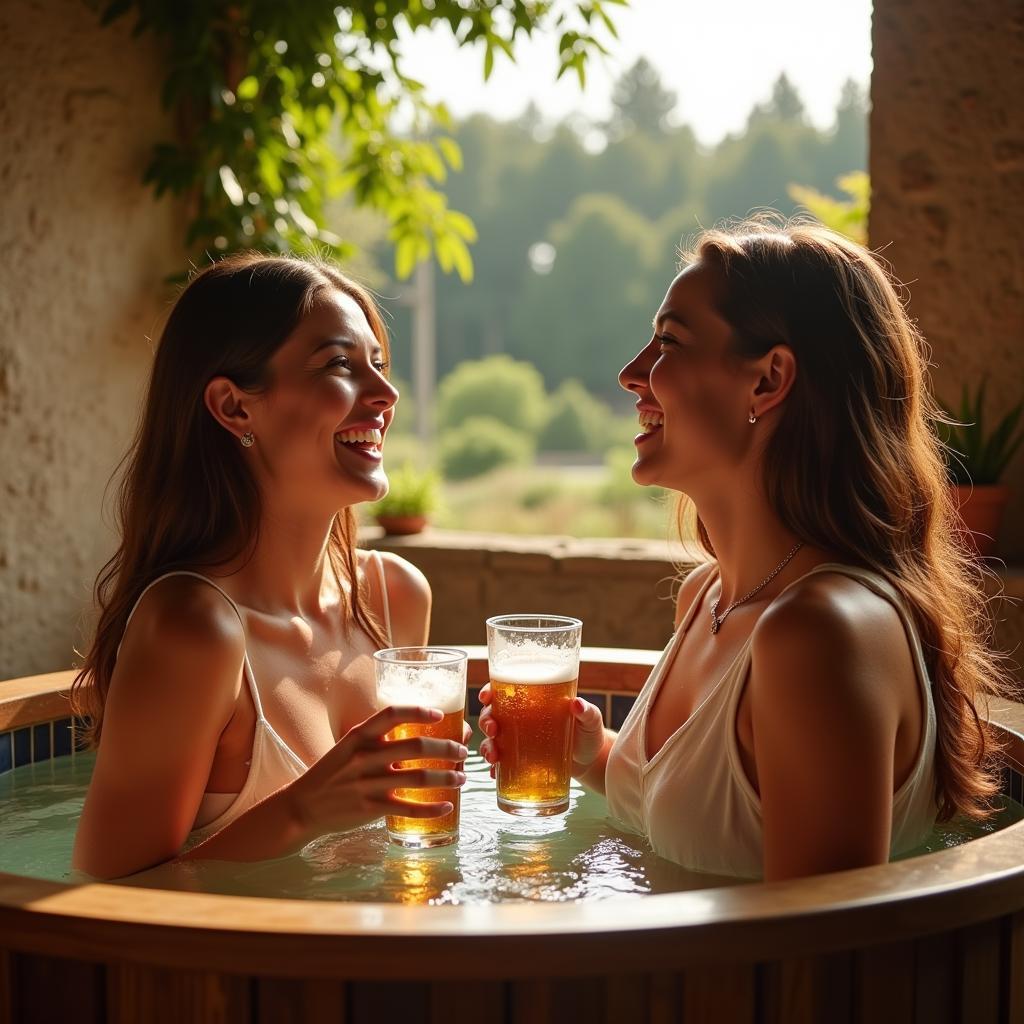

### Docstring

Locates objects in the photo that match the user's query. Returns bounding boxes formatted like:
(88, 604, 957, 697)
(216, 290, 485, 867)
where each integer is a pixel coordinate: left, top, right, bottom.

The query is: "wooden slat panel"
(108, 963, 250, 1024)
(759, 958, 816, 1024)
(913, 931, 957, 1024)
(856, 941, 915, 1023)
(956, 921, 1002, 1024)
(429, 980, 505, 1024)
(509, 979, 552, 1024)
(348, 981, 428, 1024)
(0, 950, 11, 1024)
(256, 978, 346, 1023)
(1004, 913, 1024, 1024)
(647, 973, 683, 1024)
(682, 964, 756, 1023)
(605, 974, 650, 1023)
(11, 952, 105, 1024)
(549, 976, 611, 1023)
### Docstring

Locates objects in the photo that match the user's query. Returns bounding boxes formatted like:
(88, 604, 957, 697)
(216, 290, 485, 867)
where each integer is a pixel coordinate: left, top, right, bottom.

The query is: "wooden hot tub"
(2, 650, 1023, 1023)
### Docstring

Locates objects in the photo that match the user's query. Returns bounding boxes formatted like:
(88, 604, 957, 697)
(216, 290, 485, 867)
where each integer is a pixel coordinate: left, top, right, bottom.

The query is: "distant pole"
(411, 258, 436, 445)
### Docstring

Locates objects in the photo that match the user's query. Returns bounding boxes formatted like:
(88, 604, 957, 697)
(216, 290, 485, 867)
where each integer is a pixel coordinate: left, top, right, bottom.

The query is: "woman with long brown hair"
(481, 218, 1011, 881)
(72, 254, 468, 880)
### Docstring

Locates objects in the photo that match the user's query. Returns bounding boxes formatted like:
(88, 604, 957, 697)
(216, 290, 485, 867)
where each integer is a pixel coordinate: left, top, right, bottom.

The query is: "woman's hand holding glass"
(284, 705, 469, 840)
(478, 687, 607, 778)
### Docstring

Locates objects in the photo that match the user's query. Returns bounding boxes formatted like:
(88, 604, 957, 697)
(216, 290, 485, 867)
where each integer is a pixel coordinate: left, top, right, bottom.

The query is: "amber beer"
(374, 648, 467, 849)
(486, 615, 583, 817)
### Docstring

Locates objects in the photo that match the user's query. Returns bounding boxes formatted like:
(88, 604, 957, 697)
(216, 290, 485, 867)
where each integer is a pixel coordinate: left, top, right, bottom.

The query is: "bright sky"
(397, 0, 873, 146)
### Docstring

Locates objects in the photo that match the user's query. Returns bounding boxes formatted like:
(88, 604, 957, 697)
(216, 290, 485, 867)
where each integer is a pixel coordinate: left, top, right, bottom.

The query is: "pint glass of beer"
(486, 615, 582, 816)
(374, 647, 467, 849)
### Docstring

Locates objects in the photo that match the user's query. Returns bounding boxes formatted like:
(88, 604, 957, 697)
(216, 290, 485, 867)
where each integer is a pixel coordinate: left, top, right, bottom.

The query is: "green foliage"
(537, 379, 607, 452)
(937, 379, 1024, 486)
(788, 171, 869, 244)
(436, 355, 547, 434)
(439, 417, 533, 481)
(98, 0, 624, 276)
(605, 57, 677, 140)
(372, 462, 439, 517)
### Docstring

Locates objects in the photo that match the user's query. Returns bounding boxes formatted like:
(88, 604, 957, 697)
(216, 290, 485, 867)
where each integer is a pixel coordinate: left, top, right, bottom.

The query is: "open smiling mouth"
(635, 410, 663, 444)
(335, 427, 383, 461)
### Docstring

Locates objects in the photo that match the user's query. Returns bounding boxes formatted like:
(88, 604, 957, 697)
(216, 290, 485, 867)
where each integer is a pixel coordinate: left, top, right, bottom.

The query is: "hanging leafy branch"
(99, 0, 625, 281)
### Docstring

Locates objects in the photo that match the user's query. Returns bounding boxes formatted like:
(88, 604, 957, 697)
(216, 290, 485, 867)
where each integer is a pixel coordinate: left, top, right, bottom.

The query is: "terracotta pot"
(950, 484, 1011, 558)
(376, 514, 428, 536)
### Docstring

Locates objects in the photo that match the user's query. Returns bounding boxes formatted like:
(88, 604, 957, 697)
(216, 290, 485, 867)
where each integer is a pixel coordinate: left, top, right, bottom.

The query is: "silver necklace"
(709, 541, 804, 635)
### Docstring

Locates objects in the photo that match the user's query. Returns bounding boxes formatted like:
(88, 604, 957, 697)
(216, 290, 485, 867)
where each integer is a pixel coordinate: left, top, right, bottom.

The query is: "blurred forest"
(365, 60, 867, 406)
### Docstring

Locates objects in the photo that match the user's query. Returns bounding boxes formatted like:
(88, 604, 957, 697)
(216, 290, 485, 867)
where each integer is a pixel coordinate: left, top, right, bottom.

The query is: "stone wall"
(367, 531, 1024, 684)
(0, 0, 183, 676)
(363, 530, 702, 650)
(870, 0, 1024, 559)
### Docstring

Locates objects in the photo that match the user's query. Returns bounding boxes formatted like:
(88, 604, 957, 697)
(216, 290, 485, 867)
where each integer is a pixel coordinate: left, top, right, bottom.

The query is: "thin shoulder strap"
(117, 570, 266, 718)
(372, 551, 394, 645)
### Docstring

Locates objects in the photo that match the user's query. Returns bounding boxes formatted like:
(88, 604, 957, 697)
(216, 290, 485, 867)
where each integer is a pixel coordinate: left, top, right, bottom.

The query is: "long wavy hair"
(676, 217, 1014, 822)
(72, 253, 390, 746)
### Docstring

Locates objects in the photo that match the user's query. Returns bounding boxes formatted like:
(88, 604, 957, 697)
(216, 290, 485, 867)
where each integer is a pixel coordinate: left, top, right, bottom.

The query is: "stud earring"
(240, 431, 255, 448)
(748, 409, 758, 425)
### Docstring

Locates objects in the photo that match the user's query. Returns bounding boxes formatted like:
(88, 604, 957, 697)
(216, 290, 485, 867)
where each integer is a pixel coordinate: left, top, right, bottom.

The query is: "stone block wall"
(363, 530, 701, 651)
(871, 0, 1024, 559)
(0, 0, 183, 676)
(367, 530, 1024, 686)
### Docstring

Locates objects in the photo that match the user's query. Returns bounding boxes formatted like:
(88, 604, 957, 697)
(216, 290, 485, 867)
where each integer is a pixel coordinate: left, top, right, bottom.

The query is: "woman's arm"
(750, 579, 903, 882)
(72, 579, 247, 879)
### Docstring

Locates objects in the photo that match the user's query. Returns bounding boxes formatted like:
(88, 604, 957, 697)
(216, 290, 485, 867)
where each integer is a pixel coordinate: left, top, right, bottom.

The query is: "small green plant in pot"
(938, 379, 1024, 557)
(372, 463, 440, 536)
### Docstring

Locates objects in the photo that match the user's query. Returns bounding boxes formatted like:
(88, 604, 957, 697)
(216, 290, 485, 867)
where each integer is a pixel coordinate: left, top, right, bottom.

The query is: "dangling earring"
(240, 431, 255, 448)
(748, 409, 758, 425)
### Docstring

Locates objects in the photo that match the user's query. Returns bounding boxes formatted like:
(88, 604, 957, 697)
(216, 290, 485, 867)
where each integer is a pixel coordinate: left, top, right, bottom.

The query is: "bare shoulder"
(360, 550, 431, 646)
(116, 575, 247, 705)
(674, 560, 717, 627)
(750, 570, 906, 713)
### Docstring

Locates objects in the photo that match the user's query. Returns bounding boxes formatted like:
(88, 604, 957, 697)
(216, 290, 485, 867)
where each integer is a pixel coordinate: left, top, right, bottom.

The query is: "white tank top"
(117, 553, 393, 844)
(605, 563, 938, 878)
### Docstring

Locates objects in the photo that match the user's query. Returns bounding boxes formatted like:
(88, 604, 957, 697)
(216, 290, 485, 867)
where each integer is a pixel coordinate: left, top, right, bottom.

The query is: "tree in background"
(436, 355, 547, 435)
(605, 57, 678, 140)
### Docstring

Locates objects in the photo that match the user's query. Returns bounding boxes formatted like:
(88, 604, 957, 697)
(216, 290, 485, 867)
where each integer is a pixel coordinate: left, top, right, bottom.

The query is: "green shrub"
(537, 379, 608, 453)
(437, 356, 546, 435)
(937, 378, 1024, 485)
(371, 462, 440, 517)
(439, 417, 533, 481)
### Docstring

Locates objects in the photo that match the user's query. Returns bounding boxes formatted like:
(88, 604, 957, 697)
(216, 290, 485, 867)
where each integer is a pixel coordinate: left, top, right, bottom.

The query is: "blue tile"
(33, 723, 51, 762)
(14, 728, 31, 767)
(53, 718, 72, 757)
(611, 695, 636, 730)
(0, 733, 11, 774)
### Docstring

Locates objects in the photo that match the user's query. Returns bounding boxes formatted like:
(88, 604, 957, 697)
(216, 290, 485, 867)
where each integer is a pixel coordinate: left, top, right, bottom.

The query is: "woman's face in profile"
(618, 262, 753, 493)
(249, 288, 398, 509)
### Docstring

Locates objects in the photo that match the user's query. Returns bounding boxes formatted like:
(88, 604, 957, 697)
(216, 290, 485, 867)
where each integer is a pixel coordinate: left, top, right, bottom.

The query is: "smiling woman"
(69, 254, 469, 880)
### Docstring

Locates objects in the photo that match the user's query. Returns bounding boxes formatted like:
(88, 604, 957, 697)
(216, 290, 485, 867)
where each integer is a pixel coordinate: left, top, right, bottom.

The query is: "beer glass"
(374, 647, 467, 849)
(486, 614, 583, 816)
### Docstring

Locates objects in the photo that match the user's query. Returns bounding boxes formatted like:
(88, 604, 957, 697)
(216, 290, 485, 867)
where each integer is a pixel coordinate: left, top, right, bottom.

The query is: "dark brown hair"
(678, 217, 1014, 822)
(72, 253, 389, 745)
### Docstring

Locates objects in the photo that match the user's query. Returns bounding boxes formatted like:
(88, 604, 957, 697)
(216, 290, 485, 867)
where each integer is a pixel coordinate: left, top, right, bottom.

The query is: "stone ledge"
(360, 528, 1024, 678)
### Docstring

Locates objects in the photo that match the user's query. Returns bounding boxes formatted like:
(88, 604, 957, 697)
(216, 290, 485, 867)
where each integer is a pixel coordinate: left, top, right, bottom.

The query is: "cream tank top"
(117, 553, 393, 844)
(605, 563, 938, 879)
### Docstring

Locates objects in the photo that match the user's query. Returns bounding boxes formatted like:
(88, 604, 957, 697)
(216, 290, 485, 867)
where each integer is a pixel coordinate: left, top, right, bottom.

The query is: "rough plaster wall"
(0, 0, 183, 676)
(871, 0, 1024, 559)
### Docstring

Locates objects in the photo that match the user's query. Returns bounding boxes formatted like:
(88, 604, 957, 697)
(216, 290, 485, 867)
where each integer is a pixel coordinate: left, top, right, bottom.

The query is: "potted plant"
(938, 379, 1024, 557)
(371, 462, 440, 536)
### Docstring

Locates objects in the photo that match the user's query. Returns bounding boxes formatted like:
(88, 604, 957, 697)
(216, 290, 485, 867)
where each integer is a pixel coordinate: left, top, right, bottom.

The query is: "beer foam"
(489, 656, 577, 687)
(378, 668, 465, 715)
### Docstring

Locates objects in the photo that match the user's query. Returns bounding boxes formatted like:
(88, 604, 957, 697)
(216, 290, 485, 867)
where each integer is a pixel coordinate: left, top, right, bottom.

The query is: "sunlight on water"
(1, 741, 1020, 904)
